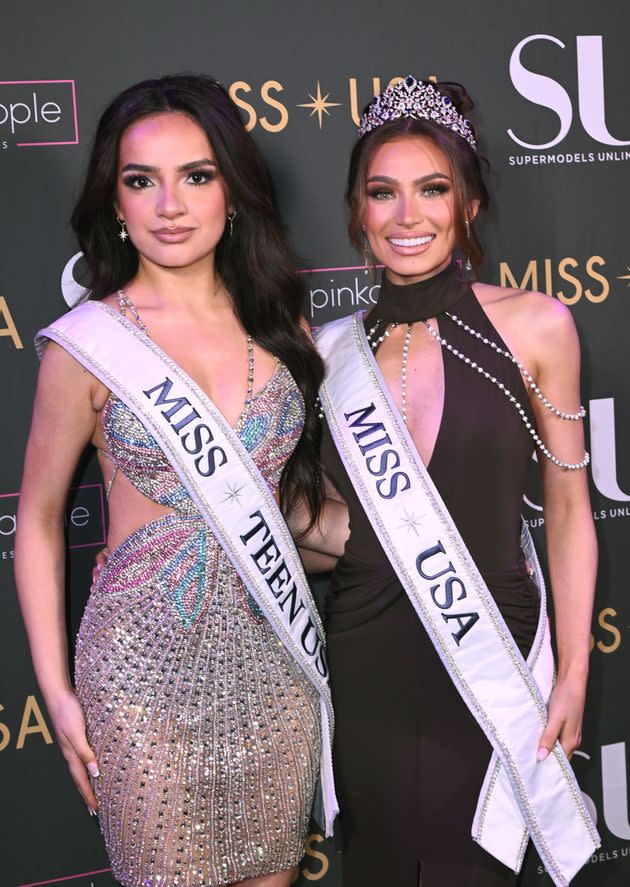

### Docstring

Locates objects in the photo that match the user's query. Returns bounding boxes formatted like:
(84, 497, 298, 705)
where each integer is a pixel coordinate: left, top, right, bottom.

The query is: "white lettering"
(577, 36, 630, 146)
(508, 35, 572, 150)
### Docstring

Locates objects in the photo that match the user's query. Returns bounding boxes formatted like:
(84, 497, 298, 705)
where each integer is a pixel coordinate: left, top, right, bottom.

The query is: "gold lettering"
(0, 704, 10, 752)
(16, 695, 53, 749)
(0, 296, 23, 349)
(585, 256, 609, 303)
(543, 258, 553, 295)
(302, 833, 330, 881)
(260, 81, 289, 133)
(228, 82, 257, 132)
(557, 257, 582, 304)
(597, 607, 621, 654)
(499, 259, 538, 291)
(349, 77, 382, 125)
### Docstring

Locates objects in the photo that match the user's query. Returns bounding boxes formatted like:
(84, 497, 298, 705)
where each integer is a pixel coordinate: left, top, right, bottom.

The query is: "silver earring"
(117, 218, 128, 242)
(227, 210, 236, 237)
(362, 226, 370, 276)
(464, 218, 472, 272)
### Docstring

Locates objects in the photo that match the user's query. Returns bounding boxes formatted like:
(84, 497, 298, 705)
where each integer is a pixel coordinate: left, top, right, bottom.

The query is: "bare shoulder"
(40, 338, 109, 412)
(473, 281, 578, 346)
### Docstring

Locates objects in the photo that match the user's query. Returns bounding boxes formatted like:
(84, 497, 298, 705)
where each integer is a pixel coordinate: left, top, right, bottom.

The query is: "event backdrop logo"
(524, 395, 629, 519)
(499, 255, 610, 304)
(0, 80, 78, 148)
(0, 484, 106, 564)
(507, 35, 630, 167)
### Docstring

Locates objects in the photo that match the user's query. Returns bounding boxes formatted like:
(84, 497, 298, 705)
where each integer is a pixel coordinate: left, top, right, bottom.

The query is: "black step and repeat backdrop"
(1, 1, 629, 885)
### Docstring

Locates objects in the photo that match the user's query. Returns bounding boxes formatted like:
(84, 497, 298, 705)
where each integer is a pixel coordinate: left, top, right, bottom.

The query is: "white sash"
(316, 313, 598, 885)
(36, 301, 338, 835)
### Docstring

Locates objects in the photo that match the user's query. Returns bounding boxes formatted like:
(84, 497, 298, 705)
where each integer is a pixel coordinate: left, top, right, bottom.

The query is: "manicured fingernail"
(87, 762, 100, 777)
(97, 564, 102, 572)
(87, 804, 97, 816)
(537, 747, 549, 762)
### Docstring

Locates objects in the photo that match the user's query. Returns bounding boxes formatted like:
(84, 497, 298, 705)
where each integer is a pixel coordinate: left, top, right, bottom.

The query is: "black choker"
(369, 262, 469, 325)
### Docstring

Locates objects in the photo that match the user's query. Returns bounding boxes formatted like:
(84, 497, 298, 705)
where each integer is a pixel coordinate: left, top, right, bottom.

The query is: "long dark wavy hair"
(346, 80, 489, 276)
(71, 73, 324, 529)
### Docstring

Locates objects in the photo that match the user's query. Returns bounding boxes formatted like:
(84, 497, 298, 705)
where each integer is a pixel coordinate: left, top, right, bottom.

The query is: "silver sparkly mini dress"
(75, 364, 321, 887)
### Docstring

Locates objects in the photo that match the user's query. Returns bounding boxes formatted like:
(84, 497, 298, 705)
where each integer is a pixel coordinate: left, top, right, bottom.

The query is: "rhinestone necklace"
(117, 289, 255, 405)
(366, 315, 590, 471)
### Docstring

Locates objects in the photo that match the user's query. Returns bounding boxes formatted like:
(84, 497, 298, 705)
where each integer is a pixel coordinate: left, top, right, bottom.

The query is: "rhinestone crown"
(358, 75, 477, 150)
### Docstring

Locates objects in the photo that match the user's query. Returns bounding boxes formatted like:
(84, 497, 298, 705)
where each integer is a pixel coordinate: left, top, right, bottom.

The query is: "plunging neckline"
(97, 300, 282, 432)
(364, 262, 469, 470)
(361, 284, 533, 474)
(357, 311, 445, 473)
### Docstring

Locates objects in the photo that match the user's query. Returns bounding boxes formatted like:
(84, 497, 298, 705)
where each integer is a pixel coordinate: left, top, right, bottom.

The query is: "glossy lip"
(151, 226, 196, 243)
(385, 233, 436, 256)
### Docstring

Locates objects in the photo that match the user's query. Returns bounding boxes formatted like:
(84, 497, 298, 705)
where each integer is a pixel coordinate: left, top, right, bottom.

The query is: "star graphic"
(400, 508, 423, 537)
(617, 265, 630, 287)
(298, 83, 341, 129)
(222, 482, 245, 505)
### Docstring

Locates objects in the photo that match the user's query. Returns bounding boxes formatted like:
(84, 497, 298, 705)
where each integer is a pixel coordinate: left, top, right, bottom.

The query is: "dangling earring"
(227, 210, 236, 237)
(117, 217, 128, 242)
(362, 226, 370, 276)
(464, 218, 472, 272)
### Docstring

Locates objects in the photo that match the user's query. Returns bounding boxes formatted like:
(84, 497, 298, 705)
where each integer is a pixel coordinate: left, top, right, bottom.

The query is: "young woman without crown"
(305, 77, 599, 886)
(15, 74, 338, 887)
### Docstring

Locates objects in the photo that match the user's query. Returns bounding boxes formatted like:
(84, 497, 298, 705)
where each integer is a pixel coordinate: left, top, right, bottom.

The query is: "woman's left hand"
(537, 675, 587, 762)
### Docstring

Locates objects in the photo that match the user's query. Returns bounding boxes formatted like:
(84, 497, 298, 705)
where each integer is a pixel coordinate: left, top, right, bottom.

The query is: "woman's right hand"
(48, 689, 100, 814)
(90, 547, 109, 591)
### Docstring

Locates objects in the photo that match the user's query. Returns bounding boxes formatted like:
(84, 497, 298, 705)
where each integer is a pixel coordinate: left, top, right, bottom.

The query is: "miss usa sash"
(36, 301, 338, 835)
(316, 313, 598, 886)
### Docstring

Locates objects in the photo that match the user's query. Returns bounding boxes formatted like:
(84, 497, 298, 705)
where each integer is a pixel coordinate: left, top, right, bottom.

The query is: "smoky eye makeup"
(366, 186, 395, 200)
(422, 181, 451, 196)
(121, 172, 153, 190)
(120, 161, 217, 190)
(185, 166, 217, 185)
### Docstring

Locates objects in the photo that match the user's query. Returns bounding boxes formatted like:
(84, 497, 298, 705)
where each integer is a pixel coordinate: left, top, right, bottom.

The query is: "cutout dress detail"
(76, 364, 321, 887)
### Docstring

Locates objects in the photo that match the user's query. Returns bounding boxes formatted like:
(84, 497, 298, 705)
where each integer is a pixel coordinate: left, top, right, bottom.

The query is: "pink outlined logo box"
(16, 866, 113, 887)
(0, 80, 78, 147)
(0, 483, 105, 549)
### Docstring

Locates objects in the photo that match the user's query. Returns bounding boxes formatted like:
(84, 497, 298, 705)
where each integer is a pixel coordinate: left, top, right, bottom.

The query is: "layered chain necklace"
(117, 289, 255, 407)
(364, 269, 589, 472)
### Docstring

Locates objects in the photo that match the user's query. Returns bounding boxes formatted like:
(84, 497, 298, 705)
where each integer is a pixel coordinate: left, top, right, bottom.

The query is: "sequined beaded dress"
(75, 364, 321, 887)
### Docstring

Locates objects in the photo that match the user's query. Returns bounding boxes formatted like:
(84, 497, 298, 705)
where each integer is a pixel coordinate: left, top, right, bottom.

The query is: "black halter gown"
(320, 264, 540, 887)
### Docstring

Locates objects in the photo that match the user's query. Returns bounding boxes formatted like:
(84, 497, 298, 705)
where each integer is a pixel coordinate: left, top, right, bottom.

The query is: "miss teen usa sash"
(316, 313, 598, 886)
(36, 301, 338, 835)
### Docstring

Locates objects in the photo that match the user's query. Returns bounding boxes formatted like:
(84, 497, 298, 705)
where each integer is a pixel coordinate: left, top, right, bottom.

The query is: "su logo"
(525, 397, 629, 510)
(508, 35, 630, 150)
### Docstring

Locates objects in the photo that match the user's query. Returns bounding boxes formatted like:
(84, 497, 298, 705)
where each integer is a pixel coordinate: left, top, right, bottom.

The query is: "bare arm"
(15, 342, 102, 810)
(529, 301, 596, 760)
(286, 472, 349, 560)
(297, 547, 340, 573)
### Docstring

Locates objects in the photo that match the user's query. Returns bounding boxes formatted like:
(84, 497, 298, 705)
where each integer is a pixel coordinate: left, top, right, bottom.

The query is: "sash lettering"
(143, 377, 227, 477)
(344, 402, 410, 499)
(240, 509, 328, 678)
(36, 302, 338, 835)
(416, 541, 479, 646)
(316, 313, 598, 886)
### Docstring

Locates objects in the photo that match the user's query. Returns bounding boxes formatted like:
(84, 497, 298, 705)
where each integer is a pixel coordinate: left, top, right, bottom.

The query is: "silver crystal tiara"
(358, 76, 477, 150)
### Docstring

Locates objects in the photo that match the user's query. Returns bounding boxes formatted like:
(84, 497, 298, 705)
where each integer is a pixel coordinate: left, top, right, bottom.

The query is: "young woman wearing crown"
(305, 77, 599, 887)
